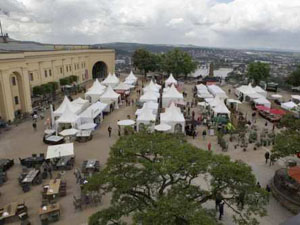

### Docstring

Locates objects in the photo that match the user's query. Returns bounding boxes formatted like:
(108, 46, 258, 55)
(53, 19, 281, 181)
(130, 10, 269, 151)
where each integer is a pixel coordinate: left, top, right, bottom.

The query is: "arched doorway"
(92, 61, 107, 79)
(9, 72, 26, 118)
(174, 123, 183, 133)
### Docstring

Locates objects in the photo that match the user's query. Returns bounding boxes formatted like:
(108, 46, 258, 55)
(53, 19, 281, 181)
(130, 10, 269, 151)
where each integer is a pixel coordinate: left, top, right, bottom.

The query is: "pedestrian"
(48, 167, 52, 179)
(208, 142, 212, 151)
(215, 195, 222, 211)
(219, 200, 224, 220)
(132, 99, 134, 106)
(266, 184, 271, 193)
(269, 154, 275, 166)
(257, 182, 261, 188)
(32, 122, 37, 131)
(272, 124, 275, 132)
(192, 130, 196, 139)
(192, 111, 195, 120)
(228, 88, 231, 95)
(33, 113, 38, 122)
(264, 151, 270, 164)
(108, 126, 112, 137)
(202, 130, 207, 140)
(265, 121, 268, 127)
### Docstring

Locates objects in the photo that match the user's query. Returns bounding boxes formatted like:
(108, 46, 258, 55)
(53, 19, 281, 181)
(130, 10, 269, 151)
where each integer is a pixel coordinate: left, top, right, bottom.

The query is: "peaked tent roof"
(100, 85, 120, 99)
(281, 101, 297, 110)
(56, 104, 80, 124)
(125, 71, 137, 81)
(196, 84, 207, 90)
(89, 79, 106, 91)
(114, 82, 134, 91)
(102, 73, 120, 86)
(137, 108, 156, 122)
(161, 102, 185, 122)
(165, 73, 177, 85)
(140, 91, 159, 102)
(54, 96, 81, 116)
(163, 84, 183, 99)
(79, 101, 108, 119)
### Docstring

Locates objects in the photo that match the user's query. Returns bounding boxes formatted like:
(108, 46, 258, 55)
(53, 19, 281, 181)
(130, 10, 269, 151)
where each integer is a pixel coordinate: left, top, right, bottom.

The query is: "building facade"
(0, 49, 115, 121)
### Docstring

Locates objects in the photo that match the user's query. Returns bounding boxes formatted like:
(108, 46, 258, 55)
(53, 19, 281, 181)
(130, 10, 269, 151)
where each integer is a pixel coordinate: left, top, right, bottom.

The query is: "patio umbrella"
(117, 120, 135, 126)
(154, 123, 171, 132)
(59, 128, 78, 136)
(78, 123, 97, 130)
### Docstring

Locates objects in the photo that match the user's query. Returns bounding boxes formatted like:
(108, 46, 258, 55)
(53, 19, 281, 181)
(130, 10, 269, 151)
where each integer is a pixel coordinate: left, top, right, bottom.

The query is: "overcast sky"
(1, 0, 300, 50)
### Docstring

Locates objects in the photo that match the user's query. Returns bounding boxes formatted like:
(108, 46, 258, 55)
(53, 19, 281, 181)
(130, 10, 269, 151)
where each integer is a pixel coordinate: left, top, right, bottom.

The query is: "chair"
(48, 212, 60, 222)
(22, 184, 30, 192)
(32, 154, 37, 158)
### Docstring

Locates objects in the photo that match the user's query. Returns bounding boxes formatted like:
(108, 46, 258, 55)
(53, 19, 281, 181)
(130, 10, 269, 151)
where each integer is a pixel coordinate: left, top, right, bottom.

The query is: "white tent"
(212, 104, 231, 118)
(59, 128, 78, 136)
(160, 102, 185, 133)
(196, 84, 207, 91)
(281, 101, 297, 110)
(85, 79, 106, 103)
(270, 94, 282, 100)
(254, 98, 271, 108)
(100, 86, 120, 109)
(46, 143, 74, 159)
(207, 85, 228, 99)
(56, 105, 80, 128)
(162, 84, 184, 107)
(135, 102, 158, 116)
(165, 74, 177, 86)
(137, 108, 156, 132)
(101, 73, 120, 87)
(72, 97, 89, 111)
(54, 96, 82, 117)
(291, 95, 300, 104)
(79, 101, 108, 124)
(114, 82, 134, 91)
(140, 91, 159, 103)
(125, 71, 138, 85)
(208, 97, 223, 108)
(143, 80, 161, 93)
(253, 86, 267, 97)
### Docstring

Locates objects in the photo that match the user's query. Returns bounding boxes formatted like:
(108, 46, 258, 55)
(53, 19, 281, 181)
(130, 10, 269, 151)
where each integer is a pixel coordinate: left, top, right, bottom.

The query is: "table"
(76, 130, 92, 142)
(39, 203, 60, 216)
(22, 169, 39, 184)
(0, 201, 25, 221)
(0, 159, 13, 171)
(47, 179, 61, 196)
(86, 160, 97, 169)
(56, 156, 73, 170)
(44, 135, 65, 145)
(44, 129, 56, 135)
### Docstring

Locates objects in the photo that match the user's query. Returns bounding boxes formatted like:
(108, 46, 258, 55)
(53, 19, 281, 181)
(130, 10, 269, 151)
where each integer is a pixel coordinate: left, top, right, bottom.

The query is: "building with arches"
(0, 49, 115, 121)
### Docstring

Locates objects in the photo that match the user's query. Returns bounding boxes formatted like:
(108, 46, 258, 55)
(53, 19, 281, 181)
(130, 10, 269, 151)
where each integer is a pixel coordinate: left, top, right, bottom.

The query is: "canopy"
(125, 71, 137, 82)
(253, 86, 267, 97)
(46, 143, 74, 159)
(288, 166, 300, 183)
(78, 123, 97, 130)
(212, 104, 230, 116)
(256, 105, 270, 111)
(114, 82, 134, 91)
(100, 86, 120, 108)
(143, 80, 161, 93)
(59, 128, 78, 136)
(254, 98, 271, 108)
(160, 102, 185, 133)
(54, 96, 81, 117)
(271, 94, 282, 99)
(165, 74, 177, 86)
(101, 73, 120, 87)
(196, 84, 207, 91)
(140, 91, 159, 103)
(72, 97, 89, 110)
(227, 99, 242, 104)
(85, 80, 106, 103)
(281, 101, 297, 110)
(207, 85, 227, 99)
(117, 120, 135, 126)
(291, 95, 300, 102)
(56, 105, 80, 126)
(154, 123, 171, 132)
(162, 84, 184, 107)
(137, 108, 156, 131)
(79, 101, 108, 123)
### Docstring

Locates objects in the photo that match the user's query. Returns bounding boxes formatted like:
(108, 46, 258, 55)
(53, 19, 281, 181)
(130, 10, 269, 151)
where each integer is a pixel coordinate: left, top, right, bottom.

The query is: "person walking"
(108, 126, 112, 137)
(264, 151, 270, 164)
(32, 122, 37, 131)
(266, 184, 271, 193)
(219, 200, 224, 220)
(202, 130, 207, 140)
(208, 142, 212, 151)
(215, 195, 222, 211)
(257, 182, 261, 188)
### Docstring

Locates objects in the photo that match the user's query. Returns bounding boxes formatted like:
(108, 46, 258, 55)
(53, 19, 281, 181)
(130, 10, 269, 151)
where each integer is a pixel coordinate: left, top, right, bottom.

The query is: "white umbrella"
(44, 129, 56, 135)
(154, 123, 171, 132)
(117, 120, 135, 126)
(271, 94, 282, 99)
(78, 123, 97, 130)
(59, 128, 78, 136)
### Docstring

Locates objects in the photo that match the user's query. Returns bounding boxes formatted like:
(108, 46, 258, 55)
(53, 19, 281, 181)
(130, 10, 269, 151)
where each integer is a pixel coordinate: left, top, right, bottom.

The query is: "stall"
(84, 79, 106, 103)
(56, 106, 80, 130)
(143, 80, 161, 93)
(160, 103, 185, 133)
(46, 143, 74, 160)
(101, 73, 120, 88)
(53, 96, 81, 117)
(165, 74, 177, 86)
(291, 95, 300, 104)
(124, 71, 138, 85)
(253, 98, 271, 108)
(207, 84, 228, 99)
(162, 84, 184, 108)
(114, 82, 134, 98)
(212, 104, 231, 119)
(137, 109, 156, 132)
(79, 101, 108, 125)
(281, 101, 297, 111)
(136, 102, 158, 116)
(253, 86, 267, 97)
(100, 86, 120, 109)
(71, 97, 89, 111)
(140, 91, 159, 103)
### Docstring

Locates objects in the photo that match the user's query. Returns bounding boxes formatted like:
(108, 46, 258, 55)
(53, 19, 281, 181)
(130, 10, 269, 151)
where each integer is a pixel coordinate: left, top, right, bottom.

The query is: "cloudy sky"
(1, 0, 300, 50)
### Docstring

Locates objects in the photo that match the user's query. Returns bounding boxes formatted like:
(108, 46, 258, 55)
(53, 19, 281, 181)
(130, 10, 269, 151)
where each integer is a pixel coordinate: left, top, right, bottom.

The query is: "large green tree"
(286, 65, 300, 87)
(247, 62, 270, 86)
(86, 132, 268, 225)
(272, 114, 300, 158)
(132, 49, 158, 76)
(162, 48, 197, 79)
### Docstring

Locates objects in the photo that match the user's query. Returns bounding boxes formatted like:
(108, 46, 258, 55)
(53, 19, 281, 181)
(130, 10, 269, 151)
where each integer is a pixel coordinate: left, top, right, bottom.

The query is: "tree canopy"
(286, 65, 300, 87)
(86, 132, 268, 225)
(247, 62, 270, 86)
(132, 49, 158, 76)
(272, 114, 300, 158)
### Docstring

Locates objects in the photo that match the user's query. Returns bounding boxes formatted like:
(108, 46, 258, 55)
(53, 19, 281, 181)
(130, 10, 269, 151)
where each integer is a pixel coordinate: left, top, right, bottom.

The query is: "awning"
(46, 143, 74, 159)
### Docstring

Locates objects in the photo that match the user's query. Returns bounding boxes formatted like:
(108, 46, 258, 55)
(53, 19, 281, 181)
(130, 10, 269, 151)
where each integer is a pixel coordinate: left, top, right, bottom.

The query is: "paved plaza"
(0, 74, 295, 225)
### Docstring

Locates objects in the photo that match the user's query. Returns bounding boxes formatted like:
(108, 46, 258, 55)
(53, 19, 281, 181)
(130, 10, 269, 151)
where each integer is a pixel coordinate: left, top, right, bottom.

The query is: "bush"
(70, 75, 78, 82)
(41, 83, 52, 94)
(32, 86, 44, 96)
(60, 75, 78, 86)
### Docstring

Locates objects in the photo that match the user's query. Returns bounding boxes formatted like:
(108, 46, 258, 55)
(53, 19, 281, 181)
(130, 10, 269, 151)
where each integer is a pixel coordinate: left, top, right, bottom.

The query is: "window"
(12, 76, 16, 86)
(14, 96, 19, 105)
(60, 67, 63, 74)
(69, 65, 72, 71)
(44, 70, 48, 77)
(66, 66, 68, 72)
(49, 69, 52, 76)
(29, 73, 34, 81)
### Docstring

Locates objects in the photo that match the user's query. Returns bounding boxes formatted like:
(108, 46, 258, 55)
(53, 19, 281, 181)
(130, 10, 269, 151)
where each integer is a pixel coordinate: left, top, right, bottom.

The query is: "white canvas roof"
(114, 82, 134, 91)
(281, 101, 297, 110)
(163, 84, 183, 99)
(161, 103, 185, 123)
(254, 98, 271, 108)
(140, 91, 159, 102)
(54, 96, 81, 117)
(291, 95, 300, 101)
(207, 85, 227, 99)
(143, 80, 161, 93)
(89, 79, 106, 91)
(56, 105, 80, 125)
(196, 84, 207, 91)
(137, 108, 156, 122)
(79, 101, 108, 119)
(72, 97, 89, 110)
(102, 73, 120, 87)
(100, 86, 120, 100)
(212, 104, 230, 115)
(208, 97, 223, 108)
(125, 71, 137, 81)
(165, 74, 177, 86)
(46, 143, 74, 159)
(253, 86, 267, 97)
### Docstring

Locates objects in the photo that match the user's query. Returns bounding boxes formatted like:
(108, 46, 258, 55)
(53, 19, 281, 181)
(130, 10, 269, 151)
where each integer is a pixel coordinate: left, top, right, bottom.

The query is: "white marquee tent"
(56, 105, 80, 128)
(137, 108, 156, 131)
(46, 143, 74, 159)
(196, 84, 207, 91)
(281, 101, 298, 111)
(254, 98, 271, 108)
(53, 96, 82, 117)
(212, 104, 231, 118)
(124, 71, 138, 85)
(165, 74, 177, 86)
(140, 91, 159, 103)
(79, 101, 108, 124)
(143, 80, 161, 93)
(100, 86, 120, 109)
(72, 97, 89, 111)
(207, 85, 228, 99)
(114, 82, 134, 92)
(160, 103, 185, 133)
(85, 79, 106, 103)
(162, 84, 184, 107)
(101, 73, 120, 87)
(253, 86, 267, 97)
